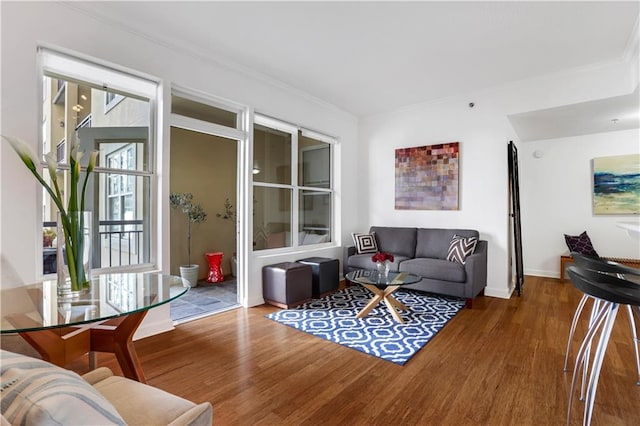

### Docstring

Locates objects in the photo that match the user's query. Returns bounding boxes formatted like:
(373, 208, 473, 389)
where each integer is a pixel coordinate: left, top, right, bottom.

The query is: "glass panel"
(171, 95, 237, 128)
(42, 74, 151, 172)
(253, 186, 291, 250)
(40, 172, 150, 272)
(298, 133, 331, 189)
(109, 197, 121, 220)
(299, 190, 331, 245)
(98, 174, 150, 268)
(42, 223, 57, 274)
(253, 124, 292, 185)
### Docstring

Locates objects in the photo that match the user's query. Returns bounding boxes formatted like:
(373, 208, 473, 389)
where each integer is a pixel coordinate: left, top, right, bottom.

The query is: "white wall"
(0, 2, 359, 335)
(360, 97, 515, 298)
(520, 129, 640, 277)
(359, 58, 638, 299)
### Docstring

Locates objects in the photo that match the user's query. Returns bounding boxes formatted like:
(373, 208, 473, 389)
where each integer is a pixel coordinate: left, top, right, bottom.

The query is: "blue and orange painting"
(593, 154, 640, 215)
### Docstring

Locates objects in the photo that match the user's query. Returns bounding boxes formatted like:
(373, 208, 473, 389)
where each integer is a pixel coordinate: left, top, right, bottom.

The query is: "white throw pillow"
(0, 350, 125, 426)
(351, 232, 378, 254)
(446, 234, 478, 264)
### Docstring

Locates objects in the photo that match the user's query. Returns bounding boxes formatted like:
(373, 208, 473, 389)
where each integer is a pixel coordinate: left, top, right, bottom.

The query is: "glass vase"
(376, 261, 390, 283)
(57, 211, 92, 298)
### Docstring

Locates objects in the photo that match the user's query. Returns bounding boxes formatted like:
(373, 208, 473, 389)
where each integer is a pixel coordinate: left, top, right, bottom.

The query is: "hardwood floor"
(4, 276, 640, 424)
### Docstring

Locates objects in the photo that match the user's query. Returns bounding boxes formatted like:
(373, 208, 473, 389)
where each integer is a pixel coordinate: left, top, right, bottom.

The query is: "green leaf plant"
(4, 135, 97, 291)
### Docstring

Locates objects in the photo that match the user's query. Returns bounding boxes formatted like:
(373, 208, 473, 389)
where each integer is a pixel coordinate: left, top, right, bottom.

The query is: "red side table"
(205, 252, 224, 283)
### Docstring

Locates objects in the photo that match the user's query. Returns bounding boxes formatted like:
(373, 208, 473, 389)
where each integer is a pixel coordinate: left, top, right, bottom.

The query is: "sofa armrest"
(343, 246, 356, 275)
(91, 374, 212, 426)
(167, 402, 213, 426)
(464, 240, 488, 298)
(82, 367, 114, 385)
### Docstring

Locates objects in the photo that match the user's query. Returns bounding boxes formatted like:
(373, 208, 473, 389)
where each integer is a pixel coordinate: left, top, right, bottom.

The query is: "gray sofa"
(344, 226, 488, 308)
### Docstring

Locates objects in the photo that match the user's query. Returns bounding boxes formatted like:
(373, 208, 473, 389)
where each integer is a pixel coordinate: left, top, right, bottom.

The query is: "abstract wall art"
(593, 153, 640, 215)
(395, 142, 459, 210)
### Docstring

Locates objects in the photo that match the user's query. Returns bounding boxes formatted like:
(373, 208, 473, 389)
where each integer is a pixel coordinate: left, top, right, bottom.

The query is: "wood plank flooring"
(4, 276, 640, 425)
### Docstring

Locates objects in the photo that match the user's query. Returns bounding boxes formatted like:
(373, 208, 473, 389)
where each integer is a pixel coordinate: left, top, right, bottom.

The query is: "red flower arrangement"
(371, 252, 394, 263)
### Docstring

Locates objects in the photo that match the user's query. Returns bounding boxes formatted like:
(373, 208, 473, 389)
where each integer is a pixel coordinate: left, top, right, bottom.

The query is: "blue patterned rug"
(265, 286, 465, 365)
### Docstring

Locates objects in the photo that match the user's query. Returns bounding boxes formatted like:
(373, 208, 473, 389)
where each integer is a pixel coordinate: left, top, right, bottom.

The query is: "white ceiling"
(508, 87, 640, 142)
(67, 1, 639, 119)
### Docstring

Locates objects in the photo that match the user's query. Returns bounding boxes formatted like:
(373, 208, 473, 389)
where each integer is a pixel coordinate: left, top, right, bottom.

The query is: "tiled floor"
(170, 277, 238, 323)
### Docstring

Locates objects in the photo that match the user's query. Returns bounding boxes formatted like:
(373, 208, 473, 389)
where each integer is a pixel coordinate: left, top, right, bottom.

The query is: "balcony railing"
(43, 219, 146, 273)
(99, 220, 144, 268)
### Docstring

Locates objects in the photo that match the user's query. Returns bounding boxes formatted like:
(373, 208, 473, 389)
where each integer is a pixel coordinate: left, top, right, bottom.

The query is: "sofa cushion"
(446, 234, 478, 264)
(415, 228, 479, 259)
(370, 226, 417, 258)
(352, 232, 378, 254)
(347, 253, 411, 272)
(400, 258, 467, 283)
(0, 350, 125, 426)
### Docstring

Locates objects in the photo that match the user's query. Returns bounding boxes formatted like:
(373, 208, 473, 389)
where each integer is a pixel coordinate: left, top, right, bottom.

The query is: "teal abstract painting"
(593, 154, 640, 215)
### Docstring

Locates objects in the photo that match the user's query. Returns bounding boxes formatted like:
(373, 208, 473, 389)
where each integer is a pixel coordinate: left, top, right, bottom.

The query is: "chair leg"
(583, 303, 619, 426)
(567, 301, 611, 426)
(627, 305, 640, 386)
(564, 294, 590, 372)
(581, 299, 605, 400)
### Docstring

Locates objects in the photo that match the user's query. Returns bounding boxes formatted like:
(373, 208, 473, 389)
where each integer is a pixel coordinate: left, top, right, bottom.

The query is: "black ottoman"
(262, 262, 312, 309)
(296, 257, 339, 297)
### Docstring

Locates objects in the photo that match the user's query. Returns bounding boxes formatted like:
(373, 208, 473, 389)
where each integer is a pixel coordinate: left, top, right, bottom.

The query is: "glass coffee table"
(0, 273, 188, 383)
(345, 270, 421, 323)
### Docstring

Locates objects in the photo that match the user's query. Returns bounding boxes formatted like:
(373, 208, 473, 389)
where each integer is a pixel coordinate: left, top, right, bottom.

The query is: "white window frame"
(37, 45, 161, 277)
(253, 114, 335, 251)
(169, 85, 250, 306)
(104, 92, 125, 114)
(106, 144, 136, 243)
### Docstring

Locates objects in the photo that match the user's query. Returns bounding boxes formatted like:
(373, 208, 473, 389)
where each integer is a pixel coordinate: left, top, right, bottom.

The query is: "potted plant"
(5, 135, 97, 295)
(170, 192, 207, 287)
(216, 197, 237, 277)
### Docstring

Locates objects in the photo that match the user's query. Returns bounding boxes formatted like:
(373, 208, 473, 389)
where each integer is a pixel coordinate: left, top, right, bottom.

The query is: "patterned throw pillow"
(0, 350, 125, 425)
(446, 234, 478, 264)
(352, 232, 378, 254)
(564, 231, 599, 257)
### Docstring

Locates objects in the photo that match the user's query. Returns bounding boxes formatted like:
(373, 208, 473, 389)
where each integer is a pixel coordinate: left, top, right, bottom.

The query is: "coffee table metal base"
(357, 284, 409, 323)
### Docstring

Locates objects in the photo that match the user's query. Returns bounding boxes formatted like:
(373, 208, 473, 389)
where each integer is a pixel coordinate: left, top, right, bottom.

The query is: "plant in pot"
(216, 197, 237, 277)
(170, 192, 207, 287)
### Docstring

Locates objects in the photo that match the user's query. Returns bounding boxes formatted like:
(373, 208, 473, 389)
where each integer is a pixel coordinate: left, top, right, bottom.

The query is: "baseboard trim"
(247, 295, 266, 308)
(134, 319, 175, 341)
(524, 269, 559, 279)
(484, 285, 514, 299)
(133, 311, 175, 341)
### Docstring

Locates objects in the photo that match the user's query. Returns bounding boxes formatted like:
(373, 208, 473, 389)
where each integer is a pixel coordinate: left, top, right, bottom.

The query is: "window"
(104, 91, 125, 113)
(105, 145, 138, 264)
(253, 116, 334, 250)
(39, 47, 158, 274)
(298, 132, 332, 246)
(171, 95, 238, 128)
(105, 91, 118, 105)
